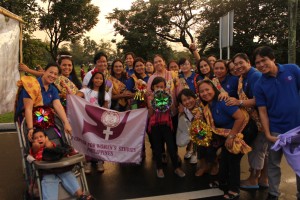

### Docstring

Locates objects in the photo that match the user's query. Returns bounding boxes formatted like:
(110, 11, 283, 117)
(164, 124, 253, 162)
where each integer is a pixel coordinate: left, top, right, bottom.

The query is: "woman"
(110, 59, 133, 111)
(16, 63, 72, 141)
(145, 61, 154, 76)
(168, 60, 180, 73)
(198, 79, 254, 199)
(227, 60, 238, 76)
(213, 60, 238, 98)
(197, 58, 214, 80)
(126, 57, 149, 109)
(226, 53, 268, 190)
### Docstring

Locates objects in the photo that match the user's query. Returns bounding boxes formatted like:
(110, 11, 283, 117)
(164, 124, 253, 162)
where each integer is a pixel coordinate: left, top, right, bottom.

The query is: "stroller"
(15, 112, 90, 200)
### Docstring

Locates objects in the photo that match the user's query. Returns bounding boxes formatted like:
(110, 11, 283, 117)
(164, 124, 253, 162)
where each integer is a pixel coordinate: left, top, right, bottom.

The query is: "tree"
(107, 0, 200, 57)
(0, 0, 39, 33)
(39, 0, 100, 61)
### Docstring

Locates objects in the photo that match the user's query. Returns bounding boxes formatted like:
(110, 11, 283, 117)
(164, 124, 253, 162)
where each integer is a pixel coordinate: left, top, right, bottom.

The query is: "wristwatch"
(239, 100, 244, 107)
(228, 134, 235, 139)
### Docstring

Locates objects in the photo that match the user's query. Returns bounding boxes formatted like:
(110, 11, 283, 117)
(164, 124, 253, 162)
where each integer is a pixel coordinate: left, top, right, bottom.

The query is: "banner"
(0, 9, 21, 114)
(67, 95, 148, 164)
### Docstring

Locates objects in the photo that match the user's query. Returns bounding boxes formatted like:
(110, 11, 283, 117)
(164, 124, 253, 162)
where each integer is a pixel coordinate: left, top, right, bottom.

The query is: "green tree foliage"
(197, 0, 300, 64)
(0, 0, 39, 33)
(39, 0, 100, 61)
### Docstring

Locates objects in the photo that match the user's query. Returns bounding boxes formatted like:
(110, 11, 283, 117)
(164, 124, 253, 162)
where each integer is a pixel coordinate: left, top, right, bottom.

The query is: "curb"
(0, 123, 16, 131)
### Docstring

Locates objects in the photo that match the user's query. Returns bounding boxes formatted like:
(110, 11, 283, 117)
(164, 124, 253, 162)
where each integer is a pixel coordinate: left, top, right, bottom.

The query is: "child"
(30, 130, 93, 200)
(76, 71, 110, 173)
(147, 77, 185, 178)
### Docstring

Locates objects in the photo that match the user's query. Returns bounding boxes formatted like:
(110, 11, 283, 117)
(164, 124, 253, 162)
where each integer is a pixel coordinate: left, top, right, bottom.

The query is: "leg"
(151, 126, 164, 170)
(268, 132, 283, 197)
(41, 174, 60, 200)
(57, 171, 81, 196)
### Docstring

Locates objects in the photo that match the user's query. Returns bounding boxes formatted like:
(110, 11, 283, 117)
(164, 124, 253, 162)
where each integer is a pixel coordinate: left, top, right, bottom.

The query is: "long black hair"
(87, 71, 106, 107)
(111, 59, 128, 81)
(150, 76, 166, 91)
(197, 57, 214, 79)
(133, 57, 146, 80)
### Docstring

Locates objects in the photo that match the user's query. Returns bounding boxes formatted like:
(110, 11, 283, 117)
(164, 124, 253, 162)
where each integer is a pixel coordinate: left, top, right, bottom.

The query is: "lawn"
(0, 112, 14, 123)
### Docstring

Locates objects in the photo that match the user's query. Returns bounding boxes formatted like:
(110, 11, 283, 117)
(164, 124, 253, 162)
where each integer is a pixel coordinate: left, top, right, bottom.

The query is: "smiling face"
(180, 60, 192, 74)
(112, 61, 124, 76)
(199, 60, 211, 75)
(168, 61, 179, 72)
(125, 54, 134, 67)
(153, 81, 166, 91)
(60, 58, 73, 77)
(255, 55, 276, 75)
(134, 61, 146, 75)
(33, 131, 47, 147)
(145, 62, 154, 73)
(181, 94, 196, 111)
(92, 73, 104, 88)
(213, 61, 227, 79)
(208, 56, 216, 66)
(233, 56, 251, 75)
(95, 56, 108, 72)
(199, 82, 215, 103)
(43, 66, 59, 85)
(153, 55, 166, 73)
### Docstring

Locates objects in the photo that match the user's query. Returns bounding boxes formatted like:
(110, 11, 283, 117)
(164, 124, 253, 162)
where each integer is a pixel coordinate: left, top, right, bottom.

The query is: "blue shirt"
(179, 72, 202, 93)
(126, 68, 134, 76)
(126, 76, 149, 92)
(220, 75, 239, 98)
(243, 67, 261, 98)
(210, 100, 239, 129)
(16, 77, 60, 114)
(254, 64, 300, 133)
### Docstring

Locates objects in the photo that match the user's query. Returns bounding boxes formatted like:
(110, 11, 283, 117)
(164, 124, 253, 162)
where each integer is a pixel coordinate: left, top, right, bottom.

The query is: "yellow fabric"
(238, 76, 263, 132)
(18, 76, 43, 107)
(111, 76, 127, 107)
(54, 75, 78, 97)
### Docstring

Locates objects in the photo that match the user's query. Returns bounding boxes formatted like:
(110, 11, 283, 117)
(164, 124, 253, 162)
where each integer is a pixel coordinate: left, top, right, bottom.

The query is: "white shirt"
(80, 88, 110, 107)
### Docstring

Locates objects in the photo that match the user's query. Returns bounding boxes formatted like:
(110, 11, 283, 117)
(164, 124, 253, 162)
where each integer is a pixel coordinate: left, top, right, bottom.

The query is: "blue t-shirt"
(220, 74, 239, 98)
(179, 72, 202, 93)
(210, 100, 239, 129)
(126, 76, 149, 92)
(254, 64, 300, 133)
(243, 67, 261, 98)
(16, 77, 60, 114)
(126, 68, 134, 76)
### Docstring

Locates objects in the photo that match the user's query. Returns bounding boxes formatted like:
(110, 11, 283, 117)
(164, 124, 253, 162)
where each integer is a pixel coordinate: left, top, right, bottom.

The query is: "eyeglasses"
(180, 63, 190, 67)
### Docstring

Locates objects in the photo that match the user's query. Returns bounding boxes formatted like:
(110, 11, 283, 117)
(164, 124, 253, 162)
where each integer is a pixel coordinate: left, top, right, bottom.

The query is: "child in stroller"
(29, 129, 94, 200)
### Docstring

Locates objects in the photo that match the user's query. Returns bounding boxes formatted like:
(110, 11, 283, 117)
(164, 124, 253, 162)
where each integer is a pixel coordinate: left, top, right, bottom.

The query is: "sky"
(34, 0, 134, 45)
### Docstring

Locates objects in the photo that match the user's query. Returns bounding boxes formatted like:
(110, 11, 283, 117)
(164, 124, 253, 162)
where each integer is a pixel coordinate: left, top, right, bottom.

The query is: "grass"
(0, 112, 14, 123)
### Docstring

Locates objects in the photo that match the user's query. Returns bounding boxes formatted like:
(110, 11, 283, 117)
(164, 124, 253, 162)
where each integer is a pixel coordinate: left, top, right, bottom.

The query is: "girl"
(76, 71, 110, 173)
(145, 61, 154, 76)
(148, 77, 185, 178)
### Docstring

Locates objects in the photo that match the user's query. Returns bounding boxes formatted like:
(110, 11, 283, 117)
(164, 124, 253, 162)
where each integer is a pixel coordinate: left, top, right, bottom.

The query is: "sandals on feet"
(209, 180, 219, 188)
(223, 192, 240, 200)
(77, 194, 95, 200)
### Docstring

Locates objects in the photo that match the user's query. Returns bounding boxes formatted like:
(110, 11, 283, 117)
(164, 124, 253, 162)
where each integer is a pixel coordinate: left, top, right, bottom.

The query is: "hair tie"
(91, 68, 99, 76)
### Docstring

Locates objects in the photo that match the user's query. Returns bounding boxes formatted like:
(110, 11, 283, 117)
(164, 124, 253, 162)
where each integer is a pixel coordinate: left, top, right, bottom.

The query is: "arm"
(19, 63, 44, 77)
(23, 98, 34, 141)
(225, 97, 256, 107)
(31, 141, 41, 154)
(189, 43, 200, 62)
(53, 99, 72, 135)
(226, 109, 245, 149)
(258, 106, 278, 143)
(103, 101, 109, 108)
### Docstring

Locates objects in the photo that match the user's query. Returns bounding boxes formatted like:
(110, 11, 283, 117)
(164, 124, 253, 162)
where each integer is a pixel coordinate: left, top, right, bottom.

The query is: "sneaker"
(174, 168, 186, 178)
(156, 169, 165, 178)
(190, 154, 198, 164)
(84, 162, 92, 174)
(184, 150, 193, 159)
(96, 161, 104, 172)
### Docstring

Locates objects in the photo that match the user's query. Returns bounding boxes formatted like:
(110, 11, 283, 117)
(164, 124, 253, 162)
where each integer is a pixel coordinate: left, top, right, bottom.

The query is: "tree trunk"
(288, 0, 298, 63)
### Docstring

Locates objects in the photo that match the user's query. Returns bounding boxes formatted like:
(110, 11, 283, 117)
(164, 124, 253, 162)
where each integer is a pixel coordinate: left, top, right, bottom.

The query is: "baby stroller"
(16, 112, 90, 200)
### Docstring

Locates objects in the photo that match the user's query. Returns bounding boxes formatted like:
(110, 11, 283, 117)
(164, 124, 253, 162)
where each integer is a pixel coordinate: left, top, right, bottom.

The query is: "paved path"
(0, 131, 298, 200)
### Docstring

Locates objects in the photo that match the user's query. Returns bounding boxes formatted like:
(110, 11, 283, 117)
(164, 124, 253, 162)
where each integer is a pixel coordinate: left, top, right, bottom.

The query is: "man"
(253, 46, 300, 200)
(83, 51, 112, 108)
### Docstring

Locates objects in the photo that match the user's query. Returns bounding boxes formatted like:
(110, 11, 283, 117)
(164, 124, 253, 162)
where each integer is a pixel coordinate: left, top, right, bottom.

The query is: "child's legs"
(41, 174, 60, 200)
(151, 126, 164, 169)
(162, 126, 179, 169)
(268, 132, 283, 197)
(57, 171, 81, 196)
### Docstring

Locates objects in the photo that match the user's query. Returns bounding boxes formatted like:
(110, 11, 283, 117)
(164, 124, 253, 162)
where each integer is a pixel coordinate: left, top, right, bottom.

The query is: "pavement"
(0, 128, 298, 200)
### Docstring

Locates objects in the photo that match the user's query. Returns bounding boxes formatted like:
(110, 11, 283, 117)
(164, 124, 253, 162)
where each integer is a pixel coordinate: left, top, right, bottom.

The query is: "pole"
(288, 0, 298, 63)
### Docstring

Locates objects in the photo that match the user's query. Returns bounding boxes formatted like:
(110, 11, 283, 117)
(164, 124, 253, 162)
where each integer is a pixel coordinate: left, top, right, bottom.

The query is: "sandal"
(209, 180, 219, 188)
(223, 191, 240, 200)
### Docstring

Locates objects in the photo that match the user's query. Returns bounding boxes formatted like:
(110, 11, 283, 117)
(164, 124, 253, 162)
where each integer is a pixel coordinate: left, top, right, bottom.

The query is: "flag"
(67, 94, 147, 164)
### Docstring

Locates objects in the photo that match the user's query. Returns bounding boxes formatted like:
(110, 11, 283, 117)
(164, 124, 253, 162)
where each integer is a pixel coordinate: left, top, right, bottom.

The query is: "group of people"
(17, 45, 300, 200)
